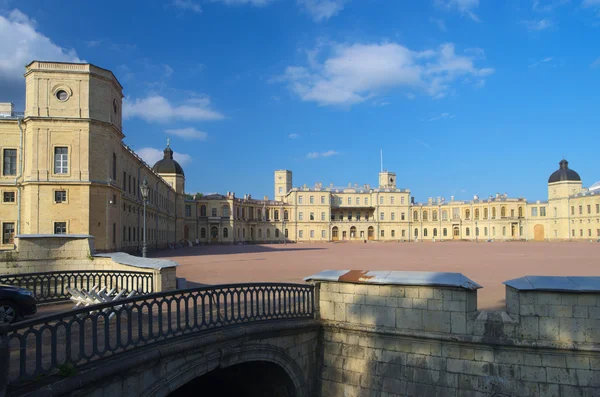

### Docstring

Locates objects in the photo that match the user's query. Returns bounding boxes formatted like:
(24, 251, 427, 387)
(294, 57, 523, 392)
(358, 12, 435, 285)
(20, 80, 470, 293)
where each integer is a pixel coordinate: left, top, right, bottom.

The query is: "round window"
(56, 90, 69, 101)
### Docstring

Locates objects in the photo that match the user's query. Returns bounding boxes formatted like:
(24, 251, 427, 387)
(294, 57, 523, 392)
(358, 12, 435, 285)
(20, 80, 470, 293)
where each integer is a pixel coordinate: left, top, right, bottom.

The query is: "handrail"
(2, 282, 315, 386)
(0, 270, 154, 303)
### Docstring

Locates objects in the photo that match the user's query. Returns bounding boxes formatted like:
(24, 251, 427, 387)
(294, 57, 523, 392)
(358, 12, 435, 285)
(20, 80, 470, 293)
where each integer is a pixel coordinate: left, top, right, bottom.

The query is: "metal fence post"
(0, 324, 10, 397)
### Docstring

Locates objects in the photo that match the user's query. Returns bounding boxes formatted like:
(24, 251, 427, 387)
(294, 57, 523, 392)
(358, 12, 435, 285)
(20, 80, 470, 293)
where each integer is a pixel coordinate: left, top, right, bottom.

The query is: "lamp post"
(140, 177, 149, 258)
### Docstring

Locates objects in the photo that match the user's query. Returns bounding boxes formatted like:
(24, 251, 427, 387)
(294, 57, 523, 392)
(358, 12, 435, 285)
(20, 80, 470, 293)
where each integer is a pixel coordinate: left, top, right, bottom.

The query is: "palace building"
(1, 61, 599, 252)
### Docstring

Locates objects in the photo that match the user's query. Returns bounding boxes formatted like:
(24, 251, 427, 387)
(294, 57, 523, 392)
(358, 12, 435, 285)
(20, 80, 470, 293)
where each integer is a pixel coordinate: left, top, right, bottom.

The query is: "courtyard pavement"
(154, 241, 600, 310)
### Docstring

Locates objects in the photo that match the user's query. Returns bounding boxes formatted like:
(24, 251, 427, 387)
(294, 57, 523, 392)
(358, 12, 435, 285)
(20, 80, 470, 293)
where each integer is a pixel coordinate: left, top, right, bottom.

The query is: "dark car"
(0, 285, 37, 324)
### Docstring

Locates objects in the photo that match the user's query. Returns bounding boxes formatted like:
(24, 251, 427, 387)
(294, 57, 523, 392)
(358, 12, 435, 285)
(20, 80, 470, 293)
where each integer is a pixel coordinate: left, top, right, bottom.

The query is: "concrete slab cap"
(504, 276, 600, 292)
(304, 270, 482, 290)
(94, 252, 179, 270)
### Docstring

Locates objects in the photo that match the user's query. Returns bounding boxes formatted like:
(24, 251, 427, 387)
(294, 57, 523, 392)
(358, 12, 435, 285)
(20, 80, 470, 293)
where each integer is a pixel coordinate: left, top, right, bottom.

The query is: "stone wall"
(0, 235, 177, 292)
(308, 271, 600, 397)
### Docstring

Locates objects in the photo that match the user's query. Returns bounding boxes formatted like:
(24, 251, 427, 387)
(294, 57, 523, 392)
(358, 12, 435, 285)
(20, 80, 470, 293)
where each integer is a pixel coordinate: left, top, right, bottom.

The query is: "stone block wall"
(314, 278, 600, 397)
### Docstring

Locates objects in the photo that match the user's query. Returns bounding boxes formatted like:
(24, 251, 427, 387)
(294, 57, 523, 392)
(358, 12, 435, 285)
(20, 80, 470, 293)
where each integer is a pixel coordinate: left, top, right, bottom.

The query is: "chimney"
(0, 103, 14, 116)
(428, 197, 433, 205)
(264, 195, 268, 201)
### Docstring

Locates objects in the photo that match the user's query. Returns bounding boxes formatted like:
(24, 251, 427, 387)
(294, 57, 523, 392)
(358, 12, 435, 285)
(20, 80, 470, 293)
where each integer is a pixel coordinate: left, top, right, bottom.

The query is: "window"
(531, 207, 538, 216)
(391, 197, 395, 204)
(580, 229, 583, 237)
(112, 194, 117, 206)
(597, 229, 600, 237)
(589, 229, 592, 237)
(401, 213, 405, 221)
(401, 197, 405, 204)
(502, 226, 506, 236)
(56, 90, 69, 101)
(380, 212, 384, 221)
(2, 222, 15, 244)
(453, 208, 460, 220)
(572, 229, 575, 237)
(284, 229, 289, 238)
(465, 209, 470, 219)
(3, 149, 16, 176)
(476, 227, 479, 236)
(298, 196, 303, 204)
(466, 227, 470, 237)
(279, 187, 283, 194)
(475, 209, 479, 219)
(588, 205, 592, 214)
(185, 205, 191, 217)
(380, 196, 384, 204)
(348, 197, 352, 205)
(511, 209, 515, 218)
(113, 223, 116, 244)
(133, 177, 136, 196)
(365, 213, 369, 221)
(310, 196, 314, 204)
(201, 228, 206, 238)
(500, 207, 506, 218)
(356, 197, 360, 205)
(54, 147, 69, 174)
(579, 205, 583, 215)
(299, 212, 303, 221)
(402, 230, 406, 237)
(365, 198, 369, 205)
(423, 211, 428, 221)
(442, 210, 448, 221)
(381, 230, 385, 237)
(518, 207, 523, 218)
(310, 230, 315, 238)
(433, 228, 437, 237)
(414, 228, 418, 237)
(211, 208, 217, 217)
(223, 227, 228, 238)
(422, 228, 427, 237)
(347, 212, 352, 221)
(321, 230, 326, 238)
(443, 228, 447, 237)
(223, 206, 230, 217)
(321, 212, 326, 221)
(3, 191, 15, 203)
(484, 227, 488, 236)
(413, 211, 418, 221)
(284, 210, 289, 220)
(310, 212, 315, 221)
(356, 212, 361, 221)
(391, 230, 395, 237)
(200, 205, 207, 216)
(571, 206, 575, 215)
(53, 190, 67, 203)
(484, 208, 488, 219)
(492, 208, 496, 219)
(391, 212, 395, 221)
(492, 227, 495, 236)
(597, 204, 600, 214)
(299, 230, 304, 238)
(432, 211, 438, 221)
(317, 196, 323, 204)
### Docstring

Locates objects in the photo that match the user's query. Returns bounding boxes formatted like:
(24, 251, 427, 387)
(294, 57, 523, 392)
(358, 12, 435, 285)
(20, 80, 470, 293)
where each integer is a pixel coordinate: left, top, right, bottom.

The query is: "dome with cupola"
(548, 159, 580, 184)
(152, 141, 184, 176)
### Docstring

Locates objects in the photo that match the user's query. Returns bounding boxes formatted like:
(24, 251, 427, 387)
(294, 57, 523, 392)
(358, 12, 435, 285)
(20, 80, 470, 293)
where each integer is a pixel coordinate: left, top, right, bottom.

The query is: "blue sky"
(1, 0, 599, 202)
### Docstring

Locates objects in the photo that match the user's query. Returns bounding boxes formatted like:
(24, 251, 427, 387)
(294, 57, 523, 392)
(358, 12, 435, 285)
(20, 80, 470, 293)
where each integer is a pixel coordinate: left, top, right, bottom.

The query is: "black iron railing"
(2, 283, 314, 385)
(0, 270, 155, 304)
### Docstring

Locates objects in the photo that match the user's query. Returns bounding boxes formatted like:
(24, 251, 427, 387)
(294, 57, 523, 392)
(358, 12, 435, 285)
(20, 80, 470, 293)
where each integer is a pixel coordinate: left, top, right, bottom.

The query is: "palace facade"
(2, 61, 599, 252)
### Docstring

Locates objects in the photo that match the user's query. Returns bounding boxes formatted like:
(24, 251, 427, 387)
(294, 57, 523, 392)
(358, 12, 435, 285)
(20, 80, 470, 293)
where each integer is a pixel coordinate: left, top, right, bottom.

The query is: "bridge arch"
(142, 343, 309, 397)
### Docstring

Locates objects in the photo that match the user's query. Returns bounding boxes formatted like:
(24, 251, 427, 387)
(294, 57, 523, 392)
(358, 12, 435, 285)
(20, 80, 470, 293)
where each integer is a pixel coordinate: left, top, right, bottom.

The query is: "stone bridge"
(4, 274, 600, 397)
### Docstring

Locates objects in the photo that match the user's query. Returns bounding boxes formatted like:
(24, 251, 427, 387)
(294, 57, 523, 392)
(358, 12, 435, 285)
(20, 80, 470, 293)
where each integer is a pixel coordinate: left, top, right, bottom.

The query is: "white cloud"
(529, 56, 554, 67)
(414, 139, 431, 148)
(591, 57, 600, 68)
(583, 0, 600, 5)
(428, 112, 455, 121)
(430, 18, 447, 32)
(435, 0, 481, 22)
(274, 41, 494, 106)
(523, 18, 553, 30)
(532, 0, 570, 12)
(297, 0, 347, 21)
(306, 150, 339, 159)
(0, 9, 82, 102)
(123, 95, 224, 122)
(288, 133, 300, 139)
(173, 0, 202, 13)
(137, 147, 192, 167)
(405, 93, 416, 100)
(166, 127, 208, 140)
(163, 64, 174, 77)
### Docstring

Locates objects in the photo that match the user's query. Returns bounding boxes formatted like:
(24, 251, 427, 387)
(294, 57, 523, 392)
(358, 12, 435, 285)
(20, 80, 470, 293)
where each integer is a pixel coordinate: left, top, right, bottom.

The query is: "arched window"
(414, 228, 419, 237)
(465, 209, 471, 219)
(267, 229, 271, 238)
(432, 210, 438, 221)
(492, 227, 495, 236)
(258, 229, 262, 238)
(200, 228, 206, 238)
(475, 209, 479, 219)
(413, 211, 419, 221)
(502, 226, 506, 236)
(275, 229, 280, 237)
(466, 227, 470, 236)
(284, 229, 288, 238)
(223, 227, 228, 238)
(484, 208, 488, 219)
(518, 207, 523, 218)
(423, 228, 428, 237)
(433, 228, 437, 237)
(443, 228, 447, 237)
(492, 208, 496, 218)
(423, 211, 428, 221)
(284, 210, 289, 220)
(442, 210, 448, 221)
(274, 210, 279, 220)
(200, 205, 207, 217)
(484, 227, 488, 236)
(501, 207, 506, 218)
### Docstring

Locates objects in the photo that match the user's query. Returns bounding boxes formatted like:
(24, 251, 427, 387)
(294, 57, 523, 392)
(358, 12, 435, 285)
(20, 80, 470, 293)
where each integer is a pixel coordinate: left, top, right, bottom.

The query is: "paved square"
(156, 241, 600, 310)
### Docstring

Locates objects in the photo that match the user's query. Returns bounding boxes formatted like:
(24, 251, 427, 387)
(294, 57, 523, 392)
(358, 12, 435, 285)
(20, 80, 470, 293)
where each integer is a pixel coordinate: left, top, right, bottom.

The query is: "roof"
(304, 270, 482, 290)
(504, 276, 600, 292)
(153, 145, 184, 176)
(548, 159, 581, 184)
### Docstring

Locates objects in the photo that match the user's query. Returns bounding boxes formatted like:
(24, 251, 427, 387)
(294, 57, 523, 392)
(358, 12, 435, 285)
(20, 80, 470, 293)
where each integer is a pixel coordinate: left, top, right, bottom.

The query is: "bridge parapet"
(306, 270, 600, 397)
